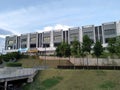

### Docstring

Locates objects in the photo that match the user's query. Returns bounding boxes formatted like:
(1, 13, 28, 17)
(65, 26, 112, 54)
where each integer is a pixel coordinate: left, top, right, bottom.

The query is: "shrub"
(6, 62, 22, 67)
(21, 54, 29, 59)
(100, 52, 110, 58)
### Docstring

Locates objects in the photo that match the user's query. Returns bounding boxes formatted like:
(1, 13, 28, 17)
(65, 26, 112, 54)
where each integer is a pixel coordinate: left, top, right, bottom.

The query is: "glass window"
(54, 35, 61, 40)
(83, 31, 93, 37)
(21, 38, 27, 42)
(30, 37, 36, 42)
(21, 44, 27, 48)
(8, 40, 14, 45)
(104, 29, 116, 35)
(54, 43, 60, 47)
(30, 44, 36, 48)
(70, 33, 78, 38)
(43, 37, 50, 42)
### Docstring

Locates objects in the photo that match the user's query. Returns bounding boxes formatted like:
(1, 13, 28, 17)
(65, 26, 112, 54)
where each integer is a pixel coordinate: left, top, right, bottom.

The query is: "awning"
(27, 48, 38, 53)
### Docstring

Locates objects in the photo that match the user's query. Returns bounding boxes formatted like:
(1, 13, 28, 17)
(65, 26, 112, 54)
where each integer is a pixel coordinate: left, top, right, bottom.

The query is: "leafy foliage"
(107, 37, 116, 54)
(93, 41, 103, 57)
(115, 36, 120, 56)
(107, 36, 120, 58)
(6, 62, 22, 67)
(71, 38, 81, 57)
(82, 35, 92, 54)
(0, 52, 21, 62)
(56, 42, 71, 57)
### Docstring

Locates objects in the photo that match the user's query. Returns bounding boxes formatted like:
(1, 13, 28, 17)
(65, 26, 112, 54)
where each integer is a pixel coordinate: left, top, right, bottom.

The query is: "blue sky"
(0, 0, 120, 34)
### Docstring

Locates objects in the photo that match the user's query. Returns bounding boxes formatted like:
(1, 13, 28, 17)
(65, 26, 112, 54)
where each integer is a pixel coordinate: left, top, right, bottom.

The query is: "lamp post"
(44, 44, 46, 68)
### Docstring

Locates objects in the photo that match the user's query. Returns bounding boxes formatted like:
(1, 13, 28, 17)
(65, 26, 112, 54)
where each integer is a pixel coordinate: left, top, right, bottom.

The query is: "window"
(104, 29, 116, 35)
(8, 46, 13, 50)
(21, 38, 27, 42)
(83, 31, 93, 37)
(30, 44, 36, 48)
(43, 44, 50, 47)
(105, 37, 116, 43)
(30, 37, 36, 42)
(54, 43, 60, 47)
(8, 40, 14, 45)
(21, 44, 27, 48)
(43, 37, 50, 42)
(54, 35, 61, 40)
(70, 33, 78, 38)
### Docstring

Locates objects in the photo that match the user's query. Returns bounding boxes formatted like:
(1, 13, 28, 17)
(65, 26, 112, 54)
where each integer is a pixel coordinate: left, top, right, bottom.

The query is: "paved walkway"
(0, 67, 38, 82)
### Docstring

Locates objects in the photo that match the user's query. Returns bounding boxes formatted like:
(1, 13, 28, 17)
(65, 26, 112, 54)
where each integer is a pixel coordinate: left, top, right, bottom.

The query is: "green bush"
(29, 55, 37, 59)
(21, 54, 29, 58)
(6, 62, 22, 67)
(0, 60, 2, 64)
(100, 52, 110, 58)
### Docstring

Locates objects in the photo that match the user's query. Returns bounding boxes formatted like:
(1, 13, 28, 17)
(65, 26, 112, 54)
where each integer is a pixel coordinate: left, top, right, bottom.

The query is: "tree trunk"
(59, 57, 60, 66)
(82, 57, 84, 69)
(97, 57, 99, 69)
(74, 57, 75, 69)
(87, 55, 88, 69)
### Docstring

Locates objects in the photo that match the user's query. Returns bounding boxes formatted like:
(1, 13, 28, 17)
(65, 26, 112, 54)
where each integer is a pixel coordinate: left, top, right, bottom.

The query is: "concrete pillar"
(27, 33, 30, 49)
(93, 26, 96, 43)
(50, 31, 54, 47)
(4, 81, 7, 90)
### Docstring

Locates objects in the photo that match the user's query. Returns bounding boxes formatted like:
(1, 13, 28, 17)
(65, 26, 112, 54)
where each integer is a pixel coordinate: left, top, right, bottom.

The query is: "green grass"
(41, 76, 63, 89)
(17, 58, 72, 68)
(99, 80, 117, 89)
(23, 69, 120, 90)
(43, 60, 73, 68)
(18, 57, 120, 90)
(17, 57, 43, 68)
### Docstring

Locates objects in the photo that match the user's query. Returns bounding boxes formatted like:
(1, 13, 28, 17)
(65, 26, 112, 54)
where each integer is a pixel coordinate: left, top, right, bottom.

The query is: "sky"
(0, 0, 120, 35)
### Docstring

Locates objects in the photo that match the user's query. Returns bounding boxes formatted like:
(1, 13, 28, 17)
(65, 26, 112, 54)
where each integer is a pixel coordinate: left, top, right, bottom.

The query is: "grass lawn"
(17, 57, 43, 68)
(18, 57, 72, 68)
(43, 59, 73, 68)
(23, 69, 120, 90)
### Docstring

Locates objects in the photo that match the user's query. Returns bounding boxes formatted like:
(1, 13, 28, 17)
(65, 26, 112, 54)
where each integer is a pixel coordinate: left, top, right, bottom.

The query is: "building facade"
(5, 21, 120, 54)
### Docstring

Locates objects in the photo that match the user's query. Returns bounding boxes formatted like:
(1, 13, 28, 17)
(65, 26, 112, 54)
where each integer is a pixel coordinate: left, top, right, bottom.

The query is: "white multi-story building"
(5, 20, 120, 54)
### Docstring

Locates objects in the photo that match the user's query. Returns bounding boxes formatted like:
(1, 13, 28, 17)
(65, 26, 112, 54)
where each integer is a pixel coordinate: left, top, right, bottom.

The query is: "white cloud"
(54, 24, 71, 30)
(0, 35, 10, 38)
(37, 24, 72, 32)
(0, 3, 83, 34)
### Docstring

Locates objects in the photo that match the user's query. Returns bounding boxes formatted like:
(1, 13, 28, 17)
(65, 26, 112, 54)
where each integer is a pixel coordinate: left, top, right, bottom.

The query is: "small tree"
(56, 42, 71, 66)
(82, 35, 92, 54)
(107, 37, 116, 58)
(56, 42, 71, 57)
(56, 45, 62, 57)
(71, 38, 81, 57)
(115, 36, 120, 57)
(93, 41, 103, 66)
(82, 35, 92, 67)
(64, 43, 71, 57)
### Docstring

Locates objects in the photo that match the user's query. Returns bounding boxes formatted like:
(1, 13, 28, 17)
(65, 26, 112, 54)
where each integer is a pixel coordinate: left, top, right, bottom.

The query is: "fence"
(39, 56, 120, 66)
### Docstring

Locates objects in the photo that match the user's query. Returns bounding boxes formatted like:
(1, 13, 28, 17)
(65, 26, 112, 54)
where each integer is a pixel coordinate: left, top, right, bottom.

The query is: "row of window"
(70, 33, 79, 39)
(83, 31, 94, 37)
(43, 37, 50, 42)
(104, 29, 116, 35)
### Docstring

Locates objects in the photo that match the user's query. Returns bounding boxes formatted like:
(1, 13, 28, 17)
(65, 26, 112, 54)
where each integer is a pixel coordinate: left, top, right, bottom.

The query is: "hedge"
(6, 62, 22, 67)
